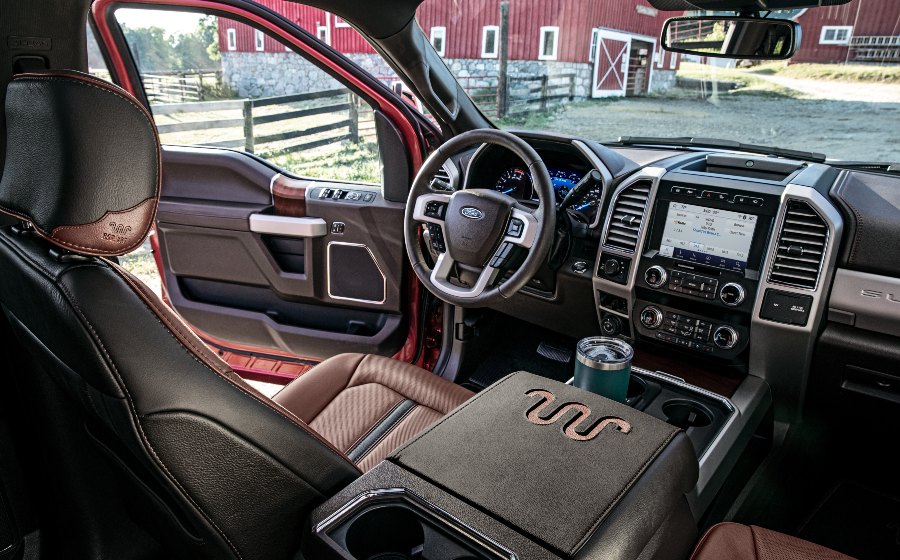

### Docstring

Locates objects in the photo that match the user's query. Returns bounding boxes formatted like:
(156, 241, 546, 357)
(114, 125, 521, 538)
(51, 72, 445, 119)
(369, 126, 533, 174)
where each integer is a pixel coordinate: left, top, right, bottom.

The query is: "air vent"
(429, 165, 454, 192)
(604, 180, 652, 252)
(768, 200, 828, 290)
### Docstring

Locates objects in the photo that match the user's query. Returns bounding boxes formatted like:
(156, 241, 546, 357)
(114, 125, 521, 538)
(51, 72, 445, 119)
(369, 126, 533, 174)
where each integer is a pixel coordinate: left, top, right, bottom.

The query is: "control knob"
(644, 266, 668, 288)
(602, 259, 621, 277)
(713, 326, 739, 350)
(720, 283, 746, 306)
(600, 315, 623, 336)
(639, 306, 664, 330)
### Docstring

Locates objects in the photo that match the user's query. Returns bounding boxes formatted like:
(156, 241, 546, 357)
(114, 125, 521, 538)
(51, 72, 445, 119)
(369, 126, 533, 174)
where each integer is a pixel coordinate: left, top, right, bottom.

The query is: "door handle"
(249, 214, 327, 238)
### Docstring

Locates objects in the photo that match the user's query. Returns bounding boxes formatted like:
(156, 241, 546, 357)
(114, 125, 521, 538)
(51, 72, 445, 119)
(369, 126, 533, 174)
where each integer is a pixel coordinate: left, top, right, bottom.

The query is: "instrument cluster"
(495, 166, 603, 217)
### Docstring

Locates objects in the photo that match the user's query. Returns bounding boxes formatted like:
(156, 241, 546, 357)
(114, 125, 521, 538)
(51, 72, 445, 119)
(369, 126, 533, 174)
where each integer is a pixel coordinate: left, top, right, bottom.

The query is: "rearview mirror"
(661, 16, 799, 60)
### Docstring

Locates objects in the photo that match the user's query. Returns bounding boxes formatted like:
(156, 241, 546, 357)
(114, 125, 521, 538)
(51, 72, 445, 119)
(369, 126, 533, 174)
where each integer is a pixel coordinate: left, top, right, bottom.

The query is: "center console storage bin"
(309, 372, 699, 560)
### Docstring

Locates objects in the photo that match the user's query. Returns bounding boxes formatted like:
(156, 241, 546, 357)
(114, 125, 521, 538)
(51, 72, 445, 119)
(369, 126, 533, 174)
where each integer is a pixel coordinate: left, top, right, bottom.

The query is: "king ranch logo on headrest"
(525, 389, 631, 442)
(103, 221, 133, 244)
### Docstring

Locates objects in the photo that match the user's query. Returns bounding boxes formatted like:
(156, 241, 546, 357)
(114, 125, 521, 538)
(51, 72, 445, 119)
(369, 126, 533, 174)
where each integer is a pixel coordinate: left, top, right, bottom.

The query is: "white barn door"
(592, 30, 632, 98)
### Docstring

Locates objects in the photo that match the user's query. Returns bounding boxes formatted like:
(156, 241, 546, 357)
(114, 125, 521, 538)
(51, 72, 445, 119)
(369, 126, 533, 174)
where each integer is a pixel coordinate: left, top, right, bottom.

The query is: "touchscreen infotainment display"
(658, 202, 758, 273)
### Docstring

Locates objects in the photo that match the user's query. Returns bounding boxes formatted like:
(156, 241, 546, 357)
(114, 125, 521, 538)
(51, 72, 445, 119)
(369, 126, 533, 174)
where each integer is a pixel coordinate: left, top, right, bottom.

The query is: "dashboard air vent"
(768, 200, 828, 290)
(604, 180, 652, 252)
(430, 165, 454, 192)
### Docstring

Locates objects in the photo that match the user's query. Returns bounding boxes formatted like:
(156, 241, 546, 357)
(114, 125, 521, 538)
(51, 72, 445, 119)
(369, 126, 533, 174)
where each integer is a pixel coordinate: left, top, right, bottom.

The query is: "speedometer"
(495, 168, 531, 198)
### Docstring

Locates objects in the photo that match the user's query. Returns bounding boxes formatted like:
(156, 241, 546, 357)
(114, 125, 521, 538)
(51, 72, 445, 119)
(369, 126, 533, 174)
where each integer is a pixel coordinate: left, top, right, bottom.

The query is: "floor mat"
(465, 313, 579, 388)
(798, 482, 900, 559)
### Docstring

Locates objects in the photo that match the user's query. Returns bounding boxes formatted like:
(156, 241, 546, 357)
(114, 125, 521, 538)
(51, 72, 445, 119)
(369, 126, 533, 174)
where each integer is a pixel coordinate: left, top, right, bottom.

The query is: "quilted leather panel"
(691, 523, 856, 560)
(275, 353, 473, 471)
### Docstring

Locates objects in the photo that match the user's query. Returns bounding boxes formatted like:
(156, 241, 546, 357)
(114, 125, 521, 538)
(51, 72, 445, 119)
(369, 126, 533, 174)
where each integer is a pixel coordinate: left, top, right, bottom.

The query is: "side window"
(114, 8, 384, 185)
(86, 25, 111, 80)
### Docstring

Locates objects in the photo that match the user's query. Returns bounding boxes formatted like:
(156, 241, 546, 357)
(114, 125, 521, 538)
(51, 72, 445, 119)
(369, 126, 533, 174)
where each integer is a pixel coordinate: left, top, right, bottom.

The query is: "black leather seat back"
(0, 71, 359, 560)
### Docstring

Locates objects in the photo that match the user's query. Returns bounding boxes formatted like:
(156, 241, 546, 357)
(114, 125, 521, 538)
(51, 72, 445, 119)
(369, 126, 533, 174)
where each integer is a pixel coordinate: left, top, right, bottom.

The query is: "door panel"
(156, 146, 407, 361)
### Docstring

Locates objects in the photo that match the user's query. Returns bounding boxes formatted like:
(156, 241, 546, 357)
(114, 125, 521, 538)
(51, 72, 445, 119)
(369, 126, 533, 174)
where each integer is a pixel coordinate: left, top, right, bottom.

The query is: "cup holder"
(626, 376, 647, 401)
(662, 400, 713, 429)
(345, 505, 425, 560)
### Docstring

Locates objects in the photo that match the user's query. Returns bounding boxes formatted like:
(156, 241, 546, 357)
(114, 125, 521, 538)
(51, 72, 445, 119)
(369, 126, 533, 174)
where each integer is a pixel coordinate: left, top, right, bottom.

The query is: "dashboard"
(464, 140, 605, 224)
(441, 131, 900, 422)
(494, 166, 603, 214)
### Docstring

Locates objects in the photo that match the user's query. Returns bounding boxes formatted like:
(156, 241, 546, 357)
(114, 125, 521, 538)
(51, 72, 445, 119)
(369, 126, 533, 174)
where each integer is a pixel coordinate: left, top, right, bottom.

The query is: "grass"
(264, 141, 382, 184)
(677, 62, 801, 98)
(750, 61, 900, 84)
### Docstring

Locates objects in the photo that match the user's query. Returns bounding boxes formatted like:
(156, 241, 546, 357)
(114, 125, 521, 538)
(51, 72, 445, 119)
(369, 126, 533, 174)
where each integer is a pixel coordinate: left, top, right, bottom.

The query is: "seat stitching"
(50, 277, 243, 559)
(108, 262, 357, 467)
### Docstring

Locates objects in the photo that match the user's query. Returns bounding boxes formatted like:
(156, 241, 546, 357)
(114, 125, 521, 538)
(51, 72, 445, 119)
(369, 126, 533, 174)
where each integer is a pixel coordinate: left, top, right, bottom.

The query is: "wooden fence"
(453, 73, 577, 118)
(143, 72, 220, 104)
(153, 88, 365, 157)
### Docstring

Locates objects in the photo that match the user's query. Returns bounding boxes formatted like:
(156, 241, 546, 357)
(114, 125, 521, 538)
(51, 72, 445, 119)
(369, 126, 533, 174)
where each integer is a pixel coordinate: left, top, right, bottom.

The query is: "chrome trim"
(249, 214, 327, 238)
(632, 367, 737, 414)
(592, 167, 665, 330)
(719, 282, 746, 306)
(750, 182, 843, 422)
(412, 192, 452, 225)
(314, 488, 518, 560)
(326, 242, 387, 304)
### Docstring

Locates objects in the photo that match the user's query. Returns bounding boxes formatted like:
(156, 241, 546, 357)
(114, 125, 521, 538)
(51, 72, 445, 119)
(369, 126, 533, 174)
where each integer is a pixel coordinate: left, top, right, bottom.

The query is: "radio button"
(720, 283, 746, 306)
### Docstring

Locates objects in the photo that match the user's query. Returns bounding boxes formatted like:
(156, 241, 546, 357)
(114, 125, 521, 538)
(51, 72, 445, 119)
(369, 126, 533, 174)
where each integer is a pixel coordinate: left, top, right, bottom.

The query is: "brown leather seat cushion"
(274, 353, 473, 471)
(692, 523, 856, 560)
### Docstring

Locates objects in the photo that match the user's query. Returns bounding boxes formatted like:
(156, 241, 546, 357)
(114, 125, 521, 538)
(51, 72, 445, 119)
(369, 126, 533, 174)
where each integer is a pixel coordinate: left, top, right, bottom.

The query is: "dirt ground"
(532, 92, 900, 163)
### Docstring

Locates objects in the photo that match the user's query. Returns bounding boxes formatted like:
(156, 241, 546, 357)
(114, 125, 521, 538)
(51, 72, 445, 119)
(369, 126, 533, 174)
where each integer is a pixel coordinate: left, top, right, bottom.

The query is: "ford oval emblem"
(460, 207, 484, 220)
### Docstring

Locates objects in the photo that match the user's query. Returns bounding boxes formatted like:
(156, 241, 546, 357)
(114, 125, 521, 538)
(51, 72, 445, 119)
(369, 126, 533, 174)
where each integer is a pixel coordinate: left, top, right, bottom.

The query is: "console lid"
(390, 372, 698, 558)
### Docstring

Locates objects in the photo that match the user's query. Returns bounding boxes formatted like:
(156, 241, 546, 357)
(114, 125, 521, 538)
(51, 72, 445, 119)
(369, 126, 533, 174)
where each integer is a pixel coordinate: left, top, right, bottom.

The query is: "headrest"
(0, 71, 160, 256)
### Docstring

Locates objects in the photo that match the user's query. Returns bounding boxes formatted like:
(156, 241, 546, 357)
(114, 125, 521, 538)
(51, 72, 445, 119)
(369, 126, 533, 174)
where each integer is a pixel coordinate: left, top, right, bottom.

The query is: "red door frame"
(91, 0, 433, 384)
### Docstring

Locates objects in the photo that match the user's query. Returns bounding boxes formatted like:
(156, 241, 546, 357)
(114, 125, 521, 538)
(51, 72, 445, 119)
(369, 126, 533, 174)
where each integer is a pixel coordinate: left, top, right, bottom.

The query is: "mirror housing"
(661, 16, 800, 60)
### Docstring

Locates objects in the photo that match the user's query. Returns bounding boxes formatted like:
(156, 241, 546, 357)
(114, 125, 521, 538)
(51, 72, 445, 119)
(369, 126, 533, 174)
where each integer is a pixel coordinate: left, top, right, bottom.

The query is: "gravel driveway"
(533, 92, 900, 163)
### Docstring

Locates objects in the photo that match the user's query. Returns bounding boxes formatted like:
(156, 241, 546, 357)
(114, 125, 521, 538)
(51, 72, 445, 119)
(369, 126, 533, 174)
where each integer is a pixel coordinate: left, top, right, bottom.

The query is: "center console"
(307, 372, 700, 560)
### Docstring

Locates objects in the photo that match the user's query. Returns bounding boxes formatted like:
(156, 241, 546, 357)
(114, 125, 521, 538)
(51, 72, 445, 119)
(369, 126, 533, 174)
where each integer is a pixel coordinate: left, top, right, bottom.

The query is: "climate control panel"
(633, 301, 749, 359)
(639, 263, 754, 310)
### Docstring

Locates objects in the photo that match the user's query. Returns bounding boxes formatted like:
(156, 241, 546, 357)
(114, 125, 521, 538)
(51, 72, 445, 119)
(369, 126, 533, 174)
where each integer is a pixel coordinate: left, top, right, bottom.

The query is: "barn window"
(226, 28, 236, 51)
(255, 29, 265, 51)
(539, 26, 559, 61)
(317, 23, 331, 45)
(334, 16, 350, 28)
(482, 26, 499, 58)
(588, 29, 600, 63)
(820, 26, 853, 45)
(430, 26, 447, 56)
(669, 51, 678, 69)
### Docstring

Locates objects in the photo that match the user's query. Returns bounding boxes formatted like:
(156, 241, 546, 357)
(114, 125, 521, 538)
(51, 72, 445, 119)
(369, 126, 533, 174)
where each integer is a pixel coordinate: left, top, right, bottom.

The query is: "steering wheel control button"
(644, 266, 667, 288)
(640, 306, 663, 329)
(720, 282, 746, 306)
(427, 224, 446, 252)
(759, 289, 814, 326)
(713, 326, 739, 350)
(489, 241, 515, 268)
(506, 217, 525, 237)
(424, 201, 447, 220)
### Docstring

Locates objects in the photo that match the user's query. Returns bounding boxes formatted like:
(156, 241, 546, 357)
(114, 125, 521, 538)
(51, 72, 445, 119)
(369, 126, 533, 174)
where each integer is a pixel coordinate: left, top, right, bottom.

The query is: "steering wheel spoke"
(430, 252, 501, 300)
(412, 192, 452, 226)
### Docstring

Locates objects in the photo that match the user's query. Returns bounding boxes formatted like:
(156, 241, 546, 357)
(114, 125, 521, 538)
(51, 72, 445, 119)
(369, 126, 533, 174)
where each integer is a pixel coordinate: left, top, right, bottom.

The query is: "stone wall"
(221, 52, 675, 100)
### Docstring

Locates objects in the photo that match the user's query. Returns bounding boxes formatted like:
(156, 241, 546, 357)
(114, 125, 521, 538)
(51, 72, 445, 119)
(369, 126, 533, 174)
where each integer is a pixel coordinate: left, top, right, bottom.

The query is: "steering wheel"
(404, 129, 556, 307)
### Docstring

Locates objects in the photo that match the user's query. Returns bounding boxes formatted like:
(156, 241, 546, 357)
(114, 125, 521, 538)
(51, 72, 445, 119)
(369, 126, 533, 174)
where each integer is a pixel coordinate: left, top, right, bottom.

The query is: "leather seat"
(275, 353, 472, 472)
(0, 70, 471, 560)
(691, 523, 856, 560)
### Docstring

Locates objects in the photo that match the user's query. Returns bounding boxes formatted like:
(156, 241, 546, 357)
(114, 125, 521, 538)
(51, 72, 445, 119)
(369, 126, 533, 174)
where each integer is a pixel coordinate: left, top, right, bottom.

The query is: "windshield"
(415, 0, 900, 163)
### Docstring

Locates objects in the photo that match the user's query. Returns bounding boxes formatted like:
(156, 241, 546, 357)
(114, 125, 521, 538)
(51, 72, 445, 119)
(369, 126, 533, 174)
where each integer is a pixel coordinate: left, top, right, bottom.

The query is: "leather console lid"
(390, 372, 697, 558)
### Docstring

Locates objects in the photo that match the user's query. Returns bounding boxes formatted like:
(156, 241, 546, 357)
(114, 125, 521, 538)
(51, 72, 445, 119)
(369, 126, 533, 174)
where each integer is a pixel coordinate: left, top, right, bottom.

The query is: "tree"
(120, 17, 220, 73)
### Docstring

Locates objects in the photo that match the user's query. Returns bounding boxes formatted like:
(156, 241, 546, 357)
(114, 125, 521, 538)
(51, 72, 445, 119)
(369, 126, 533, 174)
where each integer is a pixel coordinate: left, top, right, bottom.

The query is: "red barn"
(220, 0, 683, 99)
(792, 1, 900, 63)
